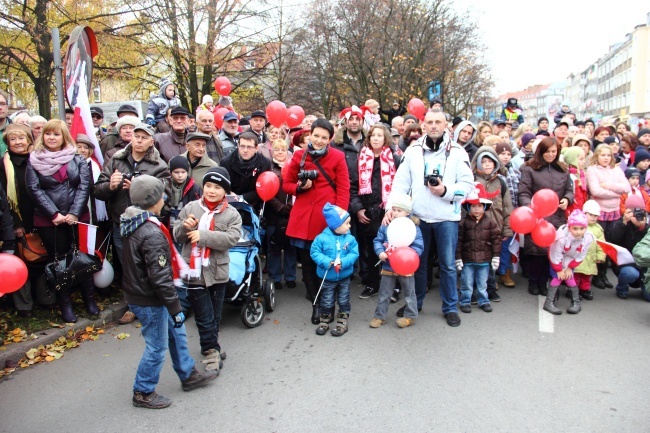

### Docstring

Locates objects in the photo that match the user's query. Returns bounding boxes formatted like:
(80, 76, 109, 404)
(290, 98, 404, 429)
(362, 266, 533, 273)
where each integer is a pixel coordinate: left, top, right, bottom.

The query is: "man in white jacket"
(384, 111, 474, 327)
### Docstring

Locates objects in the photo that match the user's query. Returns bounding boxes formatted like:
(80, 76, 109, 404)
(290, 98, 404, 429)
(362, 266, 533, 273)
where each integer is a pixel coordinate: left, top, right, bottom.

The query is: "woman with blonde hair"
(26, 119, 97, 323)
(512, 123, 534, 144)
(474, 121, 493, 147)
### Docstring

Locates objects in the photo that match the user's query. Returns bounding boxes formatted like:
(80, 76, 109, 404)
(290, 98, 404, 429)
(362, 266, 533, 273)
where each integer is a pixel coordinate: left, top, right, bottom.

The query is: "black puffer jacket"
(26, 154, 90, 220)
(94, 144, 171, 224)
(120, 207, 181, 314)
(0, 151, 36, 231)
(333, 126, 364, 176)
(456, 214, 501, 263)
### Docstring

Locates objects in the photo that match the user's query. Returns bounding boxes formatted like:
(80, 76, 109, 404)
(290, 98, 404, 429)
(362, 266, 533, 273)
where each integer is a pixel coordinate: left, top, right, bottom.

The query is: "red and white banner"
(78, 223, 97, 256)
(596, 240, 635, 266)
(508, 234, 524, 273)
(68, 61, 103, 167)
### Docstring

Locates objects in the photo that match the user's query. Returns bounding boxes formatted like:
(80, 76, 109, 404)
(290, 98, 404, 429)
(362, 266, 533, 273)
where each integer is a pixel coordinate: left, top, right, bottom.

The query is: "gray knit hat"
(130, 175, 165, 209)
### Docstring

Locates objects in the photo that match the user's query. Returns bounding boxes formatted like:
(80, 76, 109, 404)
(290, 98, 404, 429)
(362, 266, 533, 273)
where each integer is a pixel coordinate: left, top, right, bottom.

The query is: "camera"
(298, 170, 318, 185)
(123, 171, 142, 181)
(633, 209, 646, 221)
(424, 169, 440, 187)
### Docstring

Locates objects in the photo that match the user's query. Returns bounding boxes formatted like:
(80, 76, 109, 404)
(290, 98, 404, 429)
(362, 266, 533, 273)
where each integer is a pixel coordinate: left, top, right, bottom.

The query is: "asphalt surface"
(1, 271, 649, 433)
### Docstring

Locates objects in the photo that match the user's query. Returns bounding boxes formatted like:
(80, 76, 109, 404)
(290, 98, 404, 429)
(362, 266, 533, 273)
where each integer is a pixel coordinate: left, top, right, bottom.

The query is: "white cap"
(202, 94, 213, 104)
(582, 200, 601, 216)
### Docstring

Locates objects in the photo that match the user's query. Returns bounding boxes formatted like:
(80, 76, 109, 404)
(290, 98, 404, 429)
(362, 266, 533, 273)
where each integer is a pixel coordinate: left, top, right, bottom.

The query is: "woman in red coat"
(282, 119, 350, 324)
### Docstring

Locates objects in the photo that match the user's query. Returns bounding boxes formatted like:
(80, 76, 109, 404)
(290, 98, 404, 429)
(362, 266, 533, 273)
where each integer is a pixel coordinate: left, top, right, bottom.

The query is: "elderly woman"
(26, 120, 98, 323)
(104, 116, 139, 160)
(283, 118, 350, 325)
(518, 137, 574, 296)
(29, 115, 47, 141)
(1, 124, 55, 316)
(350, 124, 401, 300)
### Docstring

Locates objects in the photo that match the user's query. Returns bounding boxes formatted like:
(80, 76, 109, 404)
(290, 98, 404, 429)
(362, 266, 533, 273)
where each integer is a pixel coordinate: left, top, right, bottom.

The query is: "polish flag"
(78, 223, 98, 256)
(596, 240, 635, 266)
(67, 61, 103, 167)
(508, 234, 524, 273)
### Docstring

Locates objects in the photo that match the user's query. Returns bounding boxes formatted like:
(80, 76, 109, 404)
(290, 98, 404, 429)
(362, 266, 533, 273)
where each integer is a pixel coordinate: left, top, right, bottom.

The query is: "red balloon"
(531, 189, 560, 218)
(510, 206, 537, 234)
(389, 247, 420, 276)
(266, 100, 288, 128)
(407, 98, 426, 121)
(214, 107, 229, 129)
(214, 76, 231, 96)
(256, 171, 280, 202)
(531, 219, 557, 248)
(286, 105, 305, 129)
(0, 253, 28, 294)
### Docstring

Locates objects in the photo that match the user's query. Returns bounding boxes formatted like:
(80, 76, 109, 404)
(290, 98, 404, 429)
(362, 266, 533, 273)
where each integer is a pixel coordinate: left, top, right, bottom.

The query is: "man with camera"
(283, 118, 351, 324)
(94, 123, 172, 323)
(384, 111, 474, 327)
(607, 195, 650, 301)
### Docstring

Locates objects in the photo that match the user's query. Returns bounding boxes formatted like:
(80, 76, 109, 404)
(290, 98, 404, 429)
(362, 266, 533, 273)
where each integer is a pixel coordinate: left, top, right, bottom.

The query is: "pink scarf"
(29, 146, 76, 176)
(358, 146, 395, 208)
(184, 198, 228, 279)
(569, 166, 587, 191)
(147, 216, 190, 287)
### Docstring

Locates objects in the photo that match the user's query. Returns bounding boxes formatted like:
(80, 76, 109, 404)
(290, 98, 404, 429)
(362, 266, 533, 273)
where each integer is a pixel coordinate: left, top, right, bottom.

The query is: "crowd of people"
(3, 83, 650, 407)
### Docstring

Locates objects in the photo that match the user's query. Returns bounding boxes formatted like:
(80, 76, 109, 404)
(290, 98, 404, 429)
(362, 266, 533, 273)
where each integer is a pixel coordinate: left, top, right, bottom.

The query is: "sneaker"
(369, 318, 385, 328)
(359, 286, 379, 299)
(488, 292, 501, 302)
(132, 391, 171, 409)
(274, 281, 283, 290)
(444, 312, 461, 327)
(396, 305, 421, 317)
(396, 317, 414, 328)
(201, 349, 224, 373)
(181, 367, 218, 392)
(286, 280, 296, 288)
(118, 310, 137, 324)
(460, 304, 471, 314)
(390, 290, 400, 303)
(479, 303, 493, 313)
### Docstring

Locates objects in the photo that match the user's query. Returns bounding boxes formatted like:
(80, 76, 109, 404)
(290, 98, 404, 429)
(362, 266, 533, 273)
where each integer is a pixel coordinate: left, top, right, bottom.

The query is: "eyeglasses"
(239, 144, 256, 150)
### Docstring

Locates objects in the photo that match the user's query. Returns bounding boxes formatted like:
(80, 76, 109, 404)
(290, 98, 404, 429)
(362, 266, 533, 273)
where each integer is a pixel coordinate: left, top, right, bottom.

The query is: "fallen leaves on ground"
(116, 333, 130, 340)
(2, 328, 38, 346)
(0, 325, 106, 380)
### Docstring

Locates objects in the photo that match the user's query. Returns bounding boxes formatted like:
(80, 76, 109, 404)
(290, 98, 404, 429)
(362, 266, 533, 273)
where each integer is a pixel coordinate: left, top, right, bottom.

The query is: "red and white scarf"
(357, 146, 395, 208)
(147, 216, 189, 287)
(183, 198, 228, 279)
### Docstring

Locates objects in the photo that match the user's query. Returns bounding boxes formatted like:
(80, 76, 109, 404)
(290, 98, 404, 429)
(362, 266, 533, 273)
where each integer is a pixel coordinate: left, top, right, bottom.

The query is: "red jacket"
(282, 146, 350, 241)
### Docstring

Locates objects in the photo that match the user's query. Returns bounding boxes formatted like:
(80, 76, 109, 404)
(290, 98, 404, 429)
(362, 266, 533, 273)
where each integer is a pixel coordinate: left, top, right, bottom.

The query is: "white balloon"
(93, 259, 114, 289)
(387, 217, 416, 248)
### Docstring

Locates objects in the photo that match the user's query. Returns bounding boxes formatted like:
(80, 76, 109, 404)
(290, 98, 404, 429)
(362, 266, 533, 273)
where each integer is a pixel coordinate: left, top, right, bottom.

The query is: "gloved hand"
(172, 311, 185, 328)
(491, 257, 500, 271)
(146, 118, 157, 126)
(455, 259, 464, 271)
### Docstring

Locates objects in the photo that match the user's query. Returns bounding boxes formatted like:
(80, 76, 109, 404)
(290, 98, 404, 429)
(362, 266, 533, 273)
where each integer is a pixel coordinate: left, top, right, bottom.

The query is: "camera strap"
(299, 150, 337, 192)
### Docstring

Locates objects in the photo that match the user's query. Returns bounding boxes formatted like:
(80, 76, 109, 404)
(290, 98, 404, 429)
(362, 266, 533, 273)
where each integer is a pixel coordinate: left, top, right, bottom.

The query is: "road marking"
(538, 296, 554, 333)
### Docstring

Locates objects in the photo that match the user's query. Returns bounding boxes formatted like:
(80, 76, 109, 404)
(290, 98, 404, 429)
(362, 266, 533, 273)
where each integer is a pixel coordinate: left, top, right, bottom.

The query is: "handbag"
(44, 226, 102, 291)
(17, 232, 49, 264)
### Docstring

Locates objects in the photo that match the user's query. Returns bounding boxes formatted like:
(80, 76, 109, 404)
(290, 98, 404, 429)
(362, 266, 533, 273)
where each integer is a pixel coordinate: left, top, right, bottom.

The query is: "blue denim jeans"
(498, 237, 512, 274)
(415, 221, 459, 314)
(129, 304, 195, 394)
(188, 283, 226, 353)
(615, 266, 650, 301)
(266, 225, 297, 284)
(318, 277, 351, 316)
(374, 274, 417, 320)
(460, 263, 490, 306)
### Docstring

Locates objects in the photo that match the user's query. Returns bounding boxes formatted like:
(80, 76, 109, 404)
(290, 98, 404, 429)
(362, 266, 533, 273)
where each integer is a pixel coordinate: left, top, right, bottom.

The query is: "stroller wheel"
(241, 298, 264, 328)
(264, 280, 276, 312)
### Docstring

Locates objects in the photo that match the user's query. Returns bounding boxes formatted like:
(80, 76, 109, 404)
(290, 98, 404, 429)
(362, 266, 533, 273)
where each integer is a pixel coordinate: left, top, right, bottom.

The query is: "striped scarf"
(357, 146, 395, 208)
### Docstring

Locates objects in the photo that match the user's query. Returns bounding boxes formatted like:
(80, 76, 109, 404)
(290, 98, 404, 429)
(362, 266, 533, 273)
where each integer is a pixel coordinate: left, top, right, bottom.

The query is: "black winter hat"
(638, 129, 650, 140)
(203, 167, 231, 193)
(169, 155, 190, 173)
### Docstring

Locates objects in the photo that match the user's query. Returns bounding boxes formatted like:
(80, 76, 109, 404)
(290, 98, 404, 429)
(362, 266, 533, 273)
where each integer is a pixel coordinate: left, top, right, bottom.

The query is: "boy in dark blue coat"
(370, 193, 423, 328)
(310, 203, 359, 337)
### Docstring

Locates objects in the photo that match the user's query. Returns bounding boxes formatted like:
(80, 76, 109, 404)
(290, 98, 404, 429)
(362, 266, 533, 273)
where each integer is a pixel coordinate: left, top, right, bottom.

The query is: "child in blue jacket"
(310, 203, 359, 337)
(370, 193, 423, 328)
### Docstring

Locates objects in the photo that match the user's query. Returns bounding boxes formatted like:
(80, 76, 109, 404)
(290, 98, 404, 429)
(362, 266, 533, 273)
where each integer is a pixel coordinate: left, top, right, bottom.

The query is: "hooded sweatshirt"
(146, 79, 180, 124)
(453, 120, 478, 162)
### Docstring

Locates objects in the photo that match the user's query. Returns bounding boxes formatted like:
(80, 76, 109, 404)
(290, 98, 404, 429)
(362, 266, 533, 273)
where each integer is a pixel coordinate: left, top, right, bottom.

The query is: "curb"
(0, 301, 129, 367)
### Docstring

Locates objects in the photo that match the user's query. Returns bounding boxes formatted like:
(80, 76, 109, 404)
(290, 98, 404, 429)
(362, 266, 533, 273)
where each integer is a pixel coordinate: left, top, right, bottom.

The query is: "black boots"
(57, 289, 78, 323)
(311, 305, 320, 325)
(528, 280, 539, 296)
(543, 285, 562, 315)
(80, 280, 100, 315)
(593, 263, 613, 289)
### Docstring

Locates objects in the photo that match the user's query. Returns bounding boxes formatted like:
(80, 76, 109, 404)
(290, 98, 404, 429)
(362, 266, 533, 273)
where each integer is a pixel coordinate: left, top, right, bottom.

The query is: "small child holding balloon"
(369, 193, 423, 329)
(456, 184, 502, 313)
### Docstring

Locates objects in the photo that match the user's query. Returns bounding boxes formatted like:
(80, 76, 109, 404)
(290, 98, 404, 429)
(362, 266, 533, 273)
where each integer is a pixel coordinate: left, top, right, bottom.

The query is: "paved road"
(1, 272, 649, 433)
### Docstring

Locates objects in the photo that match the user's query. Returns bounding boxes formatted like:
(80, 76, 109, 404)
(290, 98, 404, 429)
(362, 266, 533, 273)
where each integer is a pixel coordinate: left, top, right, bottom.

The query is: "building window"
(245, 60, 255, 69)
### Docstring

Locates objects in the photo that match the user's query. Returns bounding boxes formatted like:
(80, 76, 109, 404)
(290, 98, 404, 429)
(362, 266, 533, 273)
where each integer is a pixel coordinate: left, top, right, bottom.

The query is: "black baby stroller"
(224, 196, 275, 327)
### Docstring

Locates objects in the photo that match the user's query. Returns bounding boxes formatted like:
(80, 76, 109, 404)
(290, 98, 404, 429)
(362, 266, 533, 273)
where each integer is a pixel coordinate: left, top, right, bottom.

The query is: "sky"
(452, 0, 650, 96)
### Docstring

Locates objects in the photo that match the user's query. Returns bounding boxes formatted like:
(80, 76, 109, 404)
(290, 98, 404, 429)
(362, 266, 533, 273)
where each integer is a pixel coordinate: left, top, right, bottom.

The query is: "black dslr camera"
(123, 171, 142, 181)
(633, 209, 647, 221)
(298, 169, 318, 186)
(424, 168, 440, 187)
